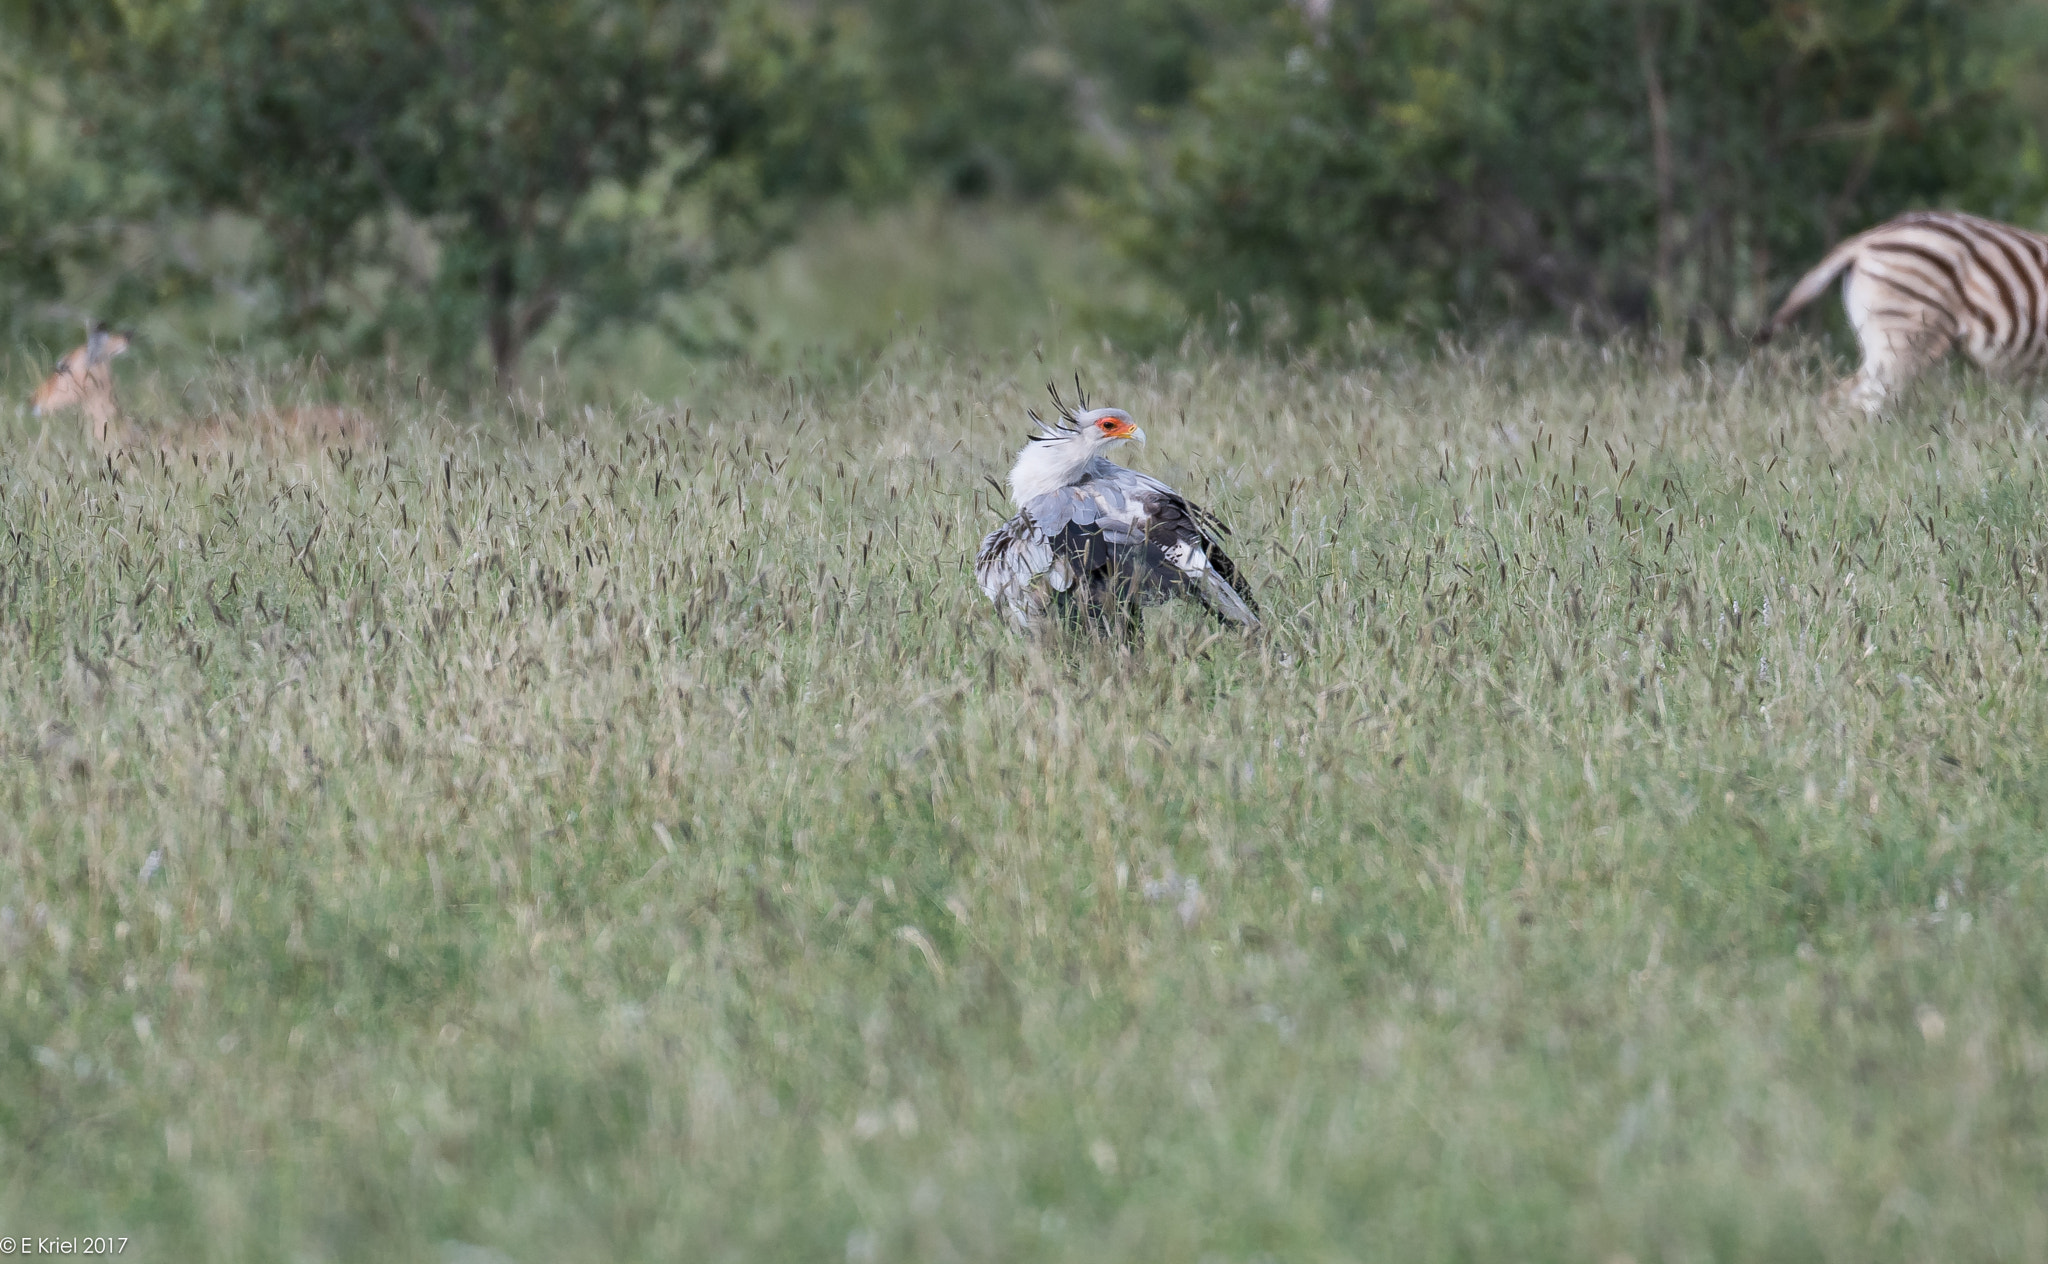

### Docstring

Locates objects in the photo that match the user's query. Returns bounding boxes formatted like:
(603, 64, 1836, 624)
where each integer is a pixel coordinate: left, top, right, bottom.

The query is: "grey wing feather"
(1027, 488, 1083, 534)
(975, 509, 1057, 629)
(974, 486, 1111, 630)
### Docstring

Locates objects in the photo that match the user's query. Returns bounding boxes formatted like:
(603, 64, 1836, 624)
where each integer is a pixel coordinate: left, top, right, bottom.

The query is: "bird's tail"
(1183, 536, 1260, 629)
(1192, 567, 1259, 629)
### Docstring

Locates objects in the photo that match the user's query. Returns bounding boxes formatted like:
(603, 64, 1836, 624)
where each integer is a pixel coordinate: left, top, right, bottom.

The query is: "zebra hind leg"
(1842, 343, 1948, 415)
(1842, 272, 1953, 414)
(1842, 371, 1889, 415)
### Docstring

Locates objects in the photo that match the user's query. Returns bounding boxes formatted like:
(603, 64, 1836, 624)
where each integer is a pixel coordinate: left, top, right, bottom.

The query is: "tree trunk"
(486, 251, 520, 391)
(1635, 8, 1679, 348)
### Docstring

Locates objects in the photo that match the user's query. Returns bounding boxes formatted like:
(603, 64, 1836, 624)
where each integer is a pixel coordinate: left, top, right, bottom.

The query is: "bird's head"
(1008, 381, 1146, 503)
(1026, 379, 1144, 451)
(1070, 406, 1145, 450)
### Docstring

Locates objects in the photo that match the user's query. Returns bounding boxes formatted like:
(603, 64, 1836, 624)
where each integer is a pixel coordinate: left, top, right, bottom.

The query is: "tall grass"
(2, 339, 2046, 1262)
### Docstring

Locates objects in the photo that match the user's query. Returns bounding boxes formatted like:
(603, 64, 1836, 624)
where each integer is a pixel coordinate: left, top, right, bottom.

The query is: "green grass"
(3, 338, 2047, 1262)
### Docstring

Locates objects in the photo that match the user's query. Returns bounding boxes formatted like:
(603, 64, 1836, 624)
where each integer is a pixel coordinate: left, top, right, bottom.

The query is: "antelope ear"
(85, 326, 130, 366)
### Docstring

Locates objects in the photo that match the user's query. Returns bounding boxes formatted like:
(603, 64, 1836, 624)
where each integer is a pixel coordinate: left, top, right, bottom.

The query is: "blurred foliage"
(0, 48, 113, 349)
(561, 198, 1177, 399)
(856, 0, 1266, 198)
(1116, 0, 2048, 346)
(5, 0, 863, 382)
(4, 0, 2048, 374)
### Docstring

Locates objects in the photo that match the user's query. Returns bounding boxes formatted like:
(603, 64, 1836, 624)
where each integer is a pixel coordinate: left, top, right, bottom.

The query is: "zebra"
(1756, 210, 2048, 412)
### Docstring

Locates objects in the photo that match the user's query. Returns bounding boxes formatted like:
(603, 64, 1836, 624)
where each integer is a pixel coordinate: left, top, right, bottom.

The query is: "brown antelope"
(29, 327, 374, 457)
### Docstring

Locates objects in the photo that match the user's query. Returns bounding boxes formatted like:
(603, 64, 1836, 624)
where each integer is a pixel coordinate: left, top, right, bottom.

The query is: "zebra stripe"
(1758, 210, 2048, 411)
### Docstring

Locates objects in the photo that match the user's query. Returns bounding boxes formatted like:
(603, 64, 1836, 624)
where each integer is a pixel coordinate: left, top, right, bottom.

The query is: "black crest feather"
(1021, 377, 1097, 442)
(1045, 376, 1092, 425)
(1027, 376, 1092, 441)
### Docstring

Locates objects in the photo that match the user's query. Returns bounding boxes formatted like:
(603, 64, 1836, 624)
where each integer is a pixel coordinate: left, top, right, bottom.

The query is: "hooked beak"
(1130, 426, 1146, 444)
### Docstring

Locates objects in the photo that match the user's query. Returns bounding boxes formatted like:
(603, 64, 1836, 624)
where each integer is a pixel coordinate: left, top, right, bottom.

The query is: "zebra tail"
(1754, 234, 1866, 345)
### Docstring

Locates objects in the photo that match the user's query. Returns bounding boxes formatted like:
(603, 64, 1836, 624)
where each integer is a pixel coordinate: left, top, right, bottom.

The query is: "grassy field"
(3, 338, 2047, 1262)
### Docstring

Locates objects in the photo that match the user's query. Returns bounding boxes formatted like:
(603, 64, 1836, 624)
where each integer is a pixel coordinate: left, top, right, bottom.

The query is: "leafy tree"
(856, 0, 1270, 199)
(856, 0, 1073, 199)
(0, 50, 108, 346)
(15, 0, 859, 384)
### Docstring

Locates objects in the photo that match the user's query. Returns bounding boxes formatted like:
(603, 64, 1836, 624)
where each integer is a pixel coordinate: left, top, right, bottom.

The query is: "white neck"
(1008, 436, 1116, 504)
